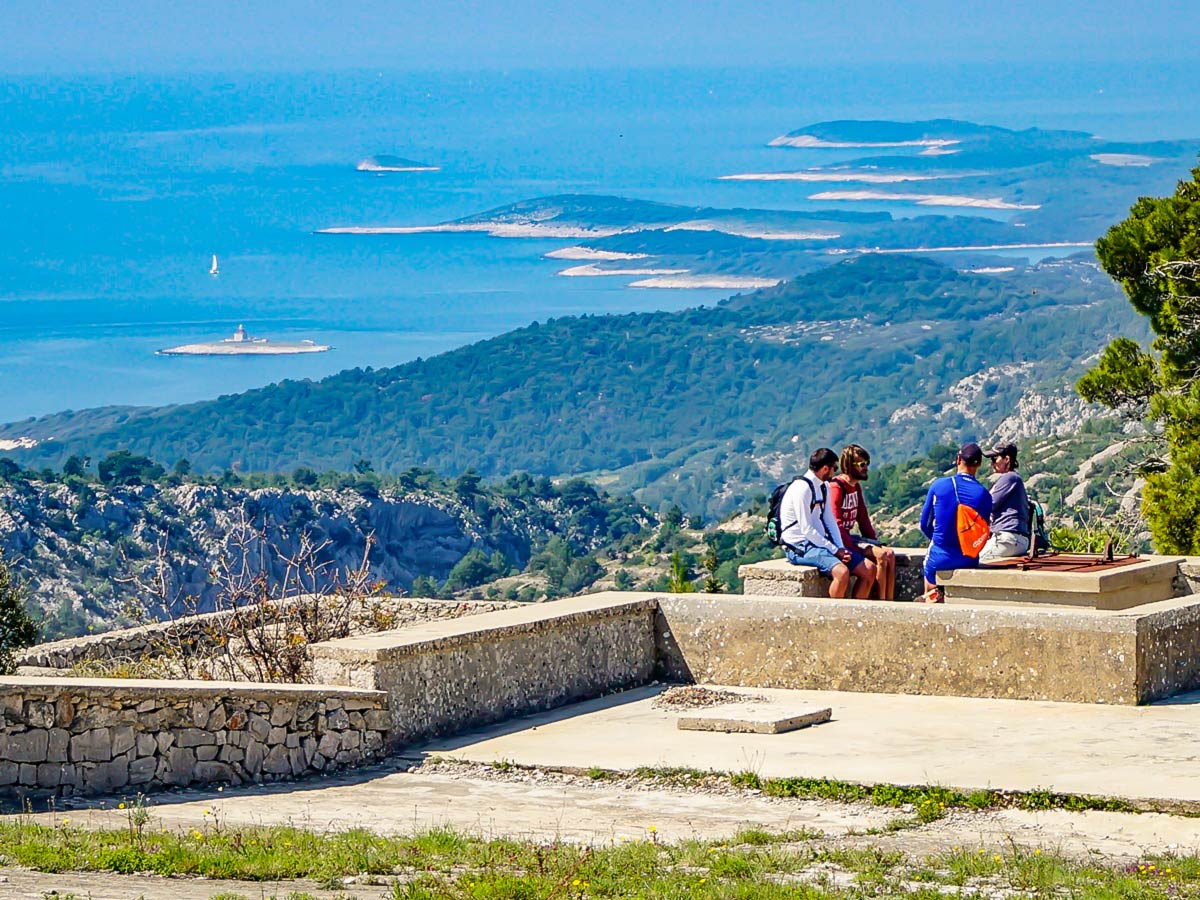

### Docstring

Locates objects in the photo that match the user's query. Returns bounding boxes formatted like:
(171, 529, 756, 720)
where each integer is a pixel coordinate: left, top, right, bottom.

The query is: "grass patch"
(4, 819, 1200, 899)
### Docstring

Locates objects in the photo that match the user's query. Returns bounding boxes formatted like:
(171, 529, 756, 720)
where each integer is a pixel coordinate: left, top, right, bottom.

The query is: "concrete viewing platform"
(416, 683, 1200, 808)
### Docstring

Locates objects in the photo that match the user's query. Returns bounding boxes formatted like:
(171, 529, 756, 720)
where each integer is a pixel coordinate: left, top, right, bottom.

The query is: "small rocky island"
(357, 154, 439, 172)
(158, 324, 331, 356)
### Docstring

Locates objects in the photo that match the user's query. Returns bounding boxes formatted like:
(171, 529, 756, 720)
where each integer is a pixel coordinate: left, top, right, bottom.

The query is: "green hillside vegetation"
(2, 255, 1145, 520)
(0, 454, 655, 638)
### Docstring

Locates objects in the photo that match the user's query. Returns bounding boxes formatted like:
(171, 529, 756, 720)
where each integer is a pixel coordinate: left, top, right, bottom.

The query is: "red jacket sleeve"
(856, 484, 878, 541)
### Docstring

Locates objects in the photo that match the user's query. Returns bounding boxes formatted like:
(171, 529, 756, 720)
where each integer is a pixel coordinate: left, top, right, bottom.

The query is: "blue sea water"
(1, 62, 1198, 423)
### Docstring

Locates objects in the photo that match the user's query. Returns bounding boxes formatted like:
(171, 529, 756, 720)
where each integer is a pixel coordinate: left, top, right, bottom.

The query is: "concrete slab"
(677, 703, 831, 734)
(417, 684, 1200, 806)
(942, 555, 1183, 610)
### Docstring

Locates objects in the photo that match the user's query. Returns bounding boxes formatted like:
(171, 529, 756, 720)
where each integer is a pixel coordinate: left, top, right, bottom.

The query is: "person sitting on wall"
(919, 442, 993, 603)
(979, 441, 1031, 561)
(781, 447, 877, 599)
(829, 443, 896, 600)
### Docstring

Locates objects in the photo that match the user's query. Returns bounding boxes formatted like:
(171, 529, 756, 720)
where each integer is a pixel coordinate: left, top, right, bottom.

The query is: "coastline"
(357, 163, 441, 172)
(158, 342, 332, 356)
(1090, 153, 1159, 167)
(317, 223, 632, 239)
(629, 275, 781, 289)
(831, 241, 1094, 255)
(664, 222, 840, 241)
(544, 247, 649, 261)
(719, 171, 955, 183)
(808, 190, 1040, 210)
(557, 264, 689, 277)
(769, 134, 961, 150)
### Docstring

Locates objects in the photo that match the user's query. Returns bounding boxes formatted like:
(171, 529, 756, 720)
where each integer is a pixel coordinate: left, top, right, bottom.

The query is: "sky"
(1, 0, 1196, 73)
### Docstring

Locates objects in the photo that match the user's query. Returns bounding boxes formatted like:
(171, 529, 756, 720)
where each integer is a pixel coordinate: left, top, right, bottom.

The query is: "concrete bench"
(739, 551, 927, 602)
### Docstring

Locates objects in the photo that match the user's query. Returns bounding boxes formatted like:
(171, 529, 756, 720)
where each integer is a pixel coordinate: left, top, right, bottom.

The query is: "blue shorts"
(786, 542, 865, 576)
(923, 546, 979, 583)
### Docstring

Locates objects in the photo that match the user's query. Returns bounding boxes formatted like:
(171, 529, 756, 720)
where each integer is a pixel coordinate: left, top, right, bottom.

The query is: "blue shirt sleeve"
(920, 482, 936, 539)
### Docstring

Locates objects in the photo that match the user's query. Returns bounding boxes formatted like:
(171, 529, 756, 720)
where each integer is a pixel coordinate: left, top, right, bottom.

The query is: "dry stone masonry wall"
(0, 678, 388, 801)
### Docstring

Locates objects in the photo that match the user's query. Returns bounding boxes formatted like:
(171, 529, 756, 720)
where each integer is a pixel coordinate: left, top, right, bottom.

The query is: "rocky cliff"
(0, 476, 646, 637)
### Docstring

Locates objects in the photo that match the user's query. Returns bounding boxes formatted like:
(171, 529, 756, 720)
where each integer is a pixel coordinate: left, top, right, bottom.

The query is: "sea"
(2, 61, 1198, 424)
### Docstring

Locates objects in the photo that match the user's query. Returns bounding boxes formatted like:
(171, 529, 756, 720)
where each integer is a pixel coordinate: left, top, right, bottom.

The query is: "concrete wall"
(1136, 598, 1200, 702)
(0, 678, 388, 801)
(654, 592, 1200, 705)
(311, 594, 659, 745)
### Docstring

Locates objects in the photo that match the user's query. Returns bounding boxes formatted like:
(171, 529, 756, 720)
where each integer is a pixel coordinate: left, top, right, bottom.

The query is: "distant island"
(158, 325, 331, 357)
(356, 155, 440, 172)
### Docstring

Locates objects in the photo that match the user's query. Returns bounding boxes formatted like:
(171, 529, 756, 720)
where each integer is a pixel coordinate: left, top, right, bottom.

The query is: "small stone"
(206, 706, 228, 732)
(194, 761, 235, 783)
(263, 745, 291, 775)
(176, 728, 216, 748)
(196, 746, 219, 762)
(247, 714, 271, 742)
(317, 733, 340, 759)
(288, 746, 306, 776)
(47, 728, 69, 763)
(25, 700, 56, 729)
(129, 756, 156, 784)
(267, 726, 287, 745)
(269, 701, 297, 727)
(9, 729, 50, 763)
(244, 740, 264, 774)
(325, 708, 350, 730)
(111, 725, 136, 757)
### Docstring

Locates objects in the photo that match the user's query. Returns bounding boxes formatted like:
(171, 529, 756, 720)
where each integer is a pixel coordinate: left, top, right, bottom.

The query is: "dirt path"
(3, 762, 1199, 899)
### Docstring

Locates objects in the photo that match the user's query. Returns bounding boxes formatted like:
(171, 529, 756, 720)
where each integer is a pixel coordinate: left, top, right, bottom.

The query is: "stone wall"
(0, 678, 388, 801)
(18, 598, 518, 670)
(311, 594, 659, 745)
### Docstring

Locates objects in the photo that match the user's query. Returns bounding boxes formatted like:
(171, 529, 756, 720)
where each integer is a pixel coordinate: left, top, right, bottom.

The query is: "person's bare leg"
(851, 559, 876, 598)
(882, 548, 896, 601)
(829, 563, 851, 598)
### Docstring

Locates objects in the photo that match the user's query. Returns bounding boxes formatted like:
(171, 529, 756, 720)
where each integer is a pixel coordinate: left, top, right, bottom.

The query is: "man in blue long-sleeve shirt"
(920, 442, 993, 602)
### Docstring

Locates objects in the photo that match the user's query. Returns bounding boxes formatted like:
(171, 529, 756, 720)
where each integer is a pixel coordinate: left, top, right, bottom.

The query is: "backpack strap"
(801, 475, 836, 544)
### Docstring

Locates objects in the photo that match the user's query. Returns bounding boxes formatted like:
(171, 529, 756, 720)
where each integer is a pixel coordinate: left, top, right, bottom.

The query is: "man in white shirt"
(780, 447, 877, 599)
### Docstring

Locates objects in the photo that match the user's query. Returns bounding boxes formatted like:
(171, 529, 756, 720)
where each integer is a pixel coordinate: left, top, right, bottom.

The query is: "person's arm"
(979, 483, 994, 523)
(856, 486, 879, 541)
(827, 479, 853, 546)
(920, 484, 936, 539)
(821, 494, 846, 552)
(989, 474, 1016, 525)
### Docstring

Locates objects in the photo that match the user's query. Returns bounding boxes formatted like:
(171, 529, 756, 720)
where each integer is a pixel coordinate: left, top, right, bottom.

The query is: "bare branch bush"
(122, 508, 382, 683)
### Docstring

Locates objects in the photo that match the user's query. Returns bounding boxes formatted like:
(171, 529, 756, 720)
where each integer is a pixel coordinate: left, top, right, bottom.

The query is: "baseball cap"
(958, 442, 983, 465)
(984, 442, 1018, 459)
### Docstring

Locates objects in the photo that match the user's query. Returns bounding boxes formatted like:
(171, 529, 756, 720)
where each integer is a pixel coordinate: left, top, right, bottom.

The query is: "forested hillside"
(2, 254, 1145, 518)
(0, 459, 650, 638)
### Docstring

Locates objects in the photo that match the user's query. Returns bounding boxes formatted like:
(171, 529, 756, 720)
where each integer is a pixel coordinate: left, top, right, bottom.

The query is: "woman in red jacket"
(829, 444, 896, 600)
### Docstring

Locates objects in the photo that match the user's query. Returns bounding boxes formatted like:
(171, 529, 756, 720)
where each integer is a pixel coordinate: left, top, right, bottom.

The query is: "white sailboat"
(209, 254, 220, 277)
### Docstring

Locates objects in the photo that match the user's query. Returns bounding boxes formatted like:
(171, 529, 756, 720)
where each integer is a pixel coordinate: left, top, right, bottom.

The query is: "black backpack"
(765, 475, 824, 549)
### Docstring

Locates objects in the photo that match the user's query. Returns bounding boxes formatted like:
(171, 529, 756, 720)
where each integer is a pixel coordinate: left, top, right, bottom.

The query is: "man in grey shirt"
(979, 442, 1030, 561)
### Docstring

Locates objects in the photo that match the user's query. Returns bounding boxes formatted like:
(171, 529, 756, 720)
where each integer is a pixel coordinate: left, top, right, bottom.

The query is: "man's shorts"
(785, 542, 864, 575)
